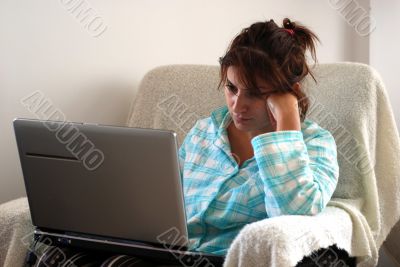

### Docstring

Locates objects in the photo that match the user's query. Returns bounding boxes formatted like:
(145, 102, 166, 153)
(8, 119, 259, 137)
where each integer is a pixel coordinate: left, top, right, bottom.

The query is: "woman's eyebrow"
(227, 78, 269, 91)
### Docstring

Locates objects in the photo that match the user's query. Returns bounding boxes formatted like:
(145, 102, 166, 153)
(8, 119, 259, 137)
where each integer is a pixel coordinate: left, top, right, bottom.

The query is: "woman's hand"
(266, 92, 301, 131)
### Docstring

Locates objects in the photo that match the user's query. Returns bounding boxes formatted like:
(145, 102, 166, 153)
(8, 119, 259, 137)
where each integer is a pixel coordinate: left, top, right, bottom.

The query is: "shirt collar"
(210, 105, 232, 153)
(210, 105, 232, 134)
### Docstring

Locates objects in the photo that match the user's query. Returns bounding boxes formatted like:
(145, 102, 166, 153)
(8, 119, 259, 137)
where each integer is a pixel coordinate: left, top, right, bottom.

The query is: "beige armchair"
(1, 63, 400, 266)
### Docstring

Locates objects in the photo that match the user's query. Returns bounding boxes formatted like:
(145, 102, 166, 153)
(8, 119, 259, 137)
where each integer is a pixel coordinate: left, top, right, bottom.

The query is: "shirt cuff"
(251, 130, 304, 149)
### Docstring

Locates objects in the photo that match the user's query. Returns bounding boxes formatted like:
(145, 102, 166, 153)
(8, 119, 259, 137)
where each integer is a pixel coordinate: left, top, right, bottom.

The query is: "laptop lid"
(13, 118, 189, 248)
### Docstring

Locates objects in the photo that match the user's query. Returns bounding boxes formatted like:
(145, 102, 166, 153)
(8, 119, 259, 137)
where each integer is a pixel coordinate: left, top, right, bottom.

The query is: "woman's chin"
(233, 121, 253, 131)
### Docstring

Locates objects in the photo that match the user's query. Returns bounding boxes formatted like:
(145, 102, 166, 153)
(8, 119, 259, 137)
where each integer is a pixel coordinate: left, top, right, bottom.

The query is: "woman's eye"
(226, 84, 238, 94)
(244, 91, 265, 99)
(247, 92, 261, 98)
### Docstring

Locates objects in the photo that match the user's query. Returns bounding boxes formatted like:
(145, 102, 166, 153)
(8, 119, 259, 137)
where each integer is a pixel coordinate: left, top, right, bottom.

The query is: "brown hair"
(218, 18, 320, 122)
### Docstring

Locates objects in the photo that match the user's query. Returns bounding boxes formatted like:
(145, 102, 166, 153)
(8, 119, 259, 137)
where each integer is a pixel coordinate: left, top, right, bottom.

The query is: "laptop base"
(33, 230, 224, 266)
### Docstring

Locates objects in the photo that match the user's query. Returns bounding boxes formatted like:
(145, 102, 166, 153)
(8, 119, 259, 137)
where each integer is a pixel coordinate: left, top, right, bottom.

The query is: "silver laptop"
(13, 118, 224, 265)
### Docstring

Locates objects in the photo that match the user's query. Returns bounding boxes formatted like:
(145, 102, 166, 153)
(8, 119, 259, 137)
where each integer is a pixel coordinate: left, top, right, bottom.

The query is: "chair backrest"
(126, 63, 387, 200)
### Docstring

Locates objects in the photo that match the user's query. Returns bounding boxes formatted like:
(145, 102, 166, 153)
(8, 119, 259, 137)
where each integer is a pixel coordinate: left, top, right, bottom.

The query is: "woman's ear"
(292, 82, 301, 92)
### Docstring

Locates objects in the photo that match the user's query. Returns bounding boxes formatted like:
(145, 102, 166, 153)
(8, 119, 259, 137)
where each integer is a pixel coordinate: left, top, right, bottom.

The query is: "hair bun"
(283, 18, 296, 29)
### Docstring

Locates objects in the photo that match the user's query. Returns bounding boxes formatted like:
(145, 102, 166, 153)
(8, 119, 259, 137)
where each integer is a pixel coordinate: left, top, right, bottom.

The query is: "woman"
(33, 18, 341, 266)
(180, 17, 338, 256)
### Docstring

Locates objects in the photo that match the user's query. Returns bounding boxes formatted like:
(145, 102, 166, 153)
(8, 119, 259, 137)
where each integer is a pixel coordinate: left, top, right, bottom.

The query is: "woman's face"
(224, 66, 274, 133)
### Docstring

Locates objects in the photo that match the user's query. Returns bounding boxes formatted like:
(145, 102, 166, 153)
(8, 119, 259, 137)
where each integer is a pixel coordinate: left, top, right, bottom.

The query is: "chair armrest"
(223, 206, 355, 267)
(0, 197, 33, 267)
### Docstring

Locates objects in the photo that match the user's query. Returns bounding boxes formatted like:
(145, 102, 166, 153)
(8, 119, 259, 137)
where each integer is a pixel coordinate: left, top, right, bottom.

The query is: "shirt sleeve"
(250, 126, 339, 217)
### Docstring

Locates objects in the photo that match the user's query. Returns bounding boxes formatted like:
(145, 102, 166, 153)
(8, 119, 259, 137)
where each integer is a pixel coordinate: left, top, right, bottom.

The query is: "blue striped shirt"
(178, 105, 339, 256)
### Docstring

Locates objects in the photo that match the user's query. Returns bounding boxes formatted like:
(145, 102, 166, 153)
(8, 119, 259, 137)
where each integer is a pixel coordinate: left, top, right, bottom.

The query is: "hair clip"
(284, 29, 295, 36)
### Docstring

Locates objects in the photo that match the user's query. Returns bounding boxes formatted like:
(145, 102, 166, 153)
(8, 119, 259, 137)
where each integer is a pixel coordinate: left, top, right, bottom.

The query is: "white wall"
(370, 0, 400, 130)
(0, 0, 381, 204)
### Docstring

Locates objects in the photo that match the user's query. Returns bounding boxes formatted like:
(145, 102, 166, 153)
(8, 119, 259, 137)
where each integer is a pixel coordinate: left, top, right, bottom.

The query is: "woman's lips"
(234, 115, 252, 123)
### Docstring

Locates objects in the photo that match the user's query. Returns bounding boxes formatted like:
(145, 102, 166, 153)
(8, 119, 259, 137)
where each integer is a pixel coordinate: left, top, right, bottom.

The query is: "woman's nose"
(232, 94, 249, 113)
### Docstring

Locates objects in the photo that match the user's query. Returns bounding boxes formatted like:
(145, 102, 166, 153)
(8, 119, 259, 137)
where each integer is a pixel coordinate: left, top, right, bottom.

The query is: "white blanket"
(223, 63, 400, 266)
